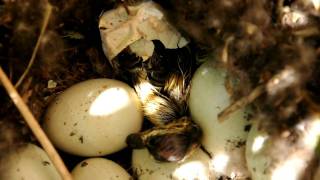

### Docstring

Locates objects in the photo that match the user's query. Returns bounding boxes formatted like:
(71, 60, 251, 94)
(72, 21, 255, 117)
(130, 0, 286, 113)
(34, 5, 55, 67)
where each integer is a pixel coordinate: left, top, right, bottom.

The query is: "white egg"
(71, 158, 131, 180)
(0, 143, 61, 180)
(246, 114, 320, 180)
(188, 60, 251, 179)
(43, 78, 143, 156)
(132, 149, 213, 180)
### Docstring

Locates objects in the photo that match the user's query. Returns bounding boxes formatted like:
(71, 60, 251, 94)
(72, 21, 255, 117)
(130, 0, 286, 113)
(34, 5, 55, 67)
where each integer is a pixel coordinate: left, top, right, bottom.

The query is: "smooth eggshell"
(71, 158, 131, 180)
(132, 149, 213, 180)
(43, 78, 143, 156)
(188, 60, 251, 179)
(0, 143, 61, 180)
(246, 115, 320, 180)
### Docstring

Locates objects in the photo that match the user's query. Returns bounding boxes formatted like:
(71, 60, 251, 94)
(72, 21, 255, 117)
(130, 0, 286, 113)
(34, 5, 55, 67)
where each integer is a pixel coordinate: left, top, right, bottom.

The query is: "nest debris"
(1, 0, 320, 178)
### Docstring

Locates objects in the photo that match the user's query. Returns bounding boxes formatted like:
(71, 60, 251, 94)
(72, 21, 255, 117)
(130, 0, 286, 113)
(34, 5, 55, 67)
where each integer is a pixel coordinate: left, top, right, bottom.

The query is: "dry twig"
(14, 2, 53, 88)
(218, 85, 265, 122)
(0, 67, 72, 180)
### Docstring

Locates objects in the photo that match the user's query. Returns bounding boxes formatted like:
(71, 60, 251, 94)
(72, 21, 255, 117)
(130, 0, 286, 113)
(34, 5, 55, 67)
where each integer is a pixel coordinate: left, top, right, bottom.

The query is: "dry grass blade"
(14, 2, 53, 88)
(0, 67, 73, 180)
(218, 85, 265, 122)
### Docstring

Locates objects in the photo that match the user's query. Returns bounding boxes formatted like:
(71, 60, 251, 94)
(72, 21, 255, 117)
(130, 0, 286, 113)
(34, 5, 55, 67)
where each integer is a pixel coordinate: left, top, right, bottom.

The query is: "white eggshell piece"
(72, 158, 131, 180)
(188, 60, 251, 179)
(0, 143, 61, 180)
(129, 39, 155, 61)
(132, 149, 213, 180)
(43, 78, 143, 156)
(99, 1, 188, 60)
(246, 115, 320, 180)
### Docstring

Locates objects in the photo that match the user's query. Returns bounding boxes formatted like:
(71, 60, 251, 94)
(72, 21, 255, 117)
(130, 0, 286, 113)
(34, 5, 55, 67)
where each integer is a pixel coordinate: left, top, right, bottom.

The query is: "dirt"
(1, 0, 320, 178)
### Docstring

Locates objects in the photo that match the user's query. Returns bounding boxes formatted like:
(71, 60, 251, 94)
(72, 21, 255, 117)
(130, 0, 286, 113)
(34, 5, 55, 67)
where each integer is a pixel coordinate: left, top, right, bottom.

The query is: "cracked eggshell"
(0, 143, 61, 180)
(99, 1, 188, 61)
(246, 115, 320, 180)
(43, 79, 143, 156)
(71, 158, 131, 180)
(129, 39, 155, 61)
(132, 149, 213, 180)
(188, 60, 251, 179)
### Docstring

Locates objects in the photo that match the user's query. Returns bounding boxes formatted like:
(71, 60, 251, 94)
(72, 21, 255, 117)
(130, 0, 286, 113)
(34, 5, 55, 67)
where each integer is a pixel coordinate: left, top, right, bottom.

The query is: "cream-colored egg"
(132, 149, 213, 180)
(0, 143, 61, 180)
(71, 158, 131, 180)
(43, 78, 143, 156)
(246, 115, 320, 180)
(188, 60, 251, 179)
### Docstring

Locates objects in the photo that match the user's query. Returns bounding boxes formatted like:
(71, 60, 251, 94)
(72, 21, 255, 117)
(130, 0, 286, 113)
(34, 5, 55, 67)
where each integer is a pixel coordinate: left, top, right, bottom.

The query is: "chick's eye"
(147, 136, 161, 148)
(116, 52, 143, 71)
(147, 71, 168, 87)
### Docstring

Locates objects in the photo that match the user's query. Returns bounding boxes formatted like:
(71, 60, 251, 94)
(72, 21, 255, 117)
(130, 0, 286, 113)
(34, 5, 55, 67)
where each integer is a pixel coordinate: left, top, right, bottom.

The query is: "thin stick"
(0, 67, 73, 180)
(218, 85, 265, 122)
(15, 3, 52, 88)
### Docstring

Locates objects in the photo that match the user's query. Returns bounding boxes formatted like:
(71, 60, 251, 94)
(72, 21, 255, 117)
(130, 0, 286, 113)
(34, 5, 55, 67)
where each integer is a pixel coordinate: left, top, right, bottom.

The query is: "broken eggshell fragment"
(188, 59, 251, 179)
(129, 39, 155, 61)
(43, 79, 143, 157)
(246, 114, 320, 180)
(99, 1, 188, 61)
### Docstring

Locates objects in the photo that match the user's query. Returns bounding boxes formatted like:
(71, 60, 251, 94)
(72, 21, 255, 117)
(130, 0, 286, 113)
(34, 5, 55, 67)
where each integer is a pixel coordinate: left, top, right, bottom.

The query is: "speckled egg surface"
(0, 143, 61, 180)
(43, 78, 143, 156)
(188, 60, 251, 178)
(72, 158, 131, 180)
(132, 149, 212, 180)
